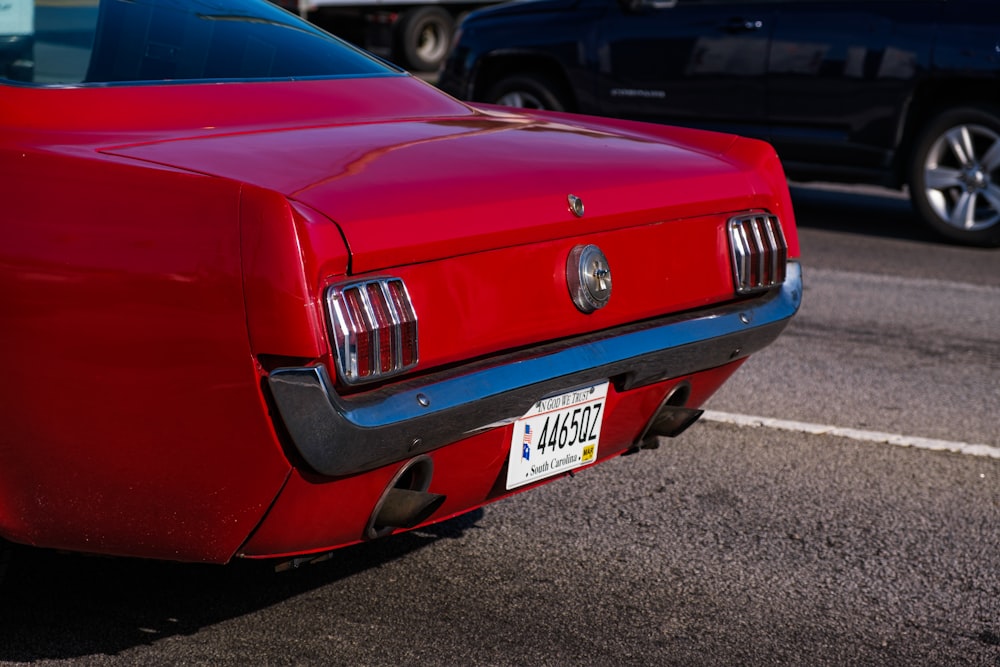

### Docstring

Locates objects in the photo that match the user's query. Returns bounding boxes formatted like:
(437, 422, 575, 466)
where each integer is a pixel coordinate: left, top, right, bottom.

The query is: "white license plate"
(506, 381, 609, 490)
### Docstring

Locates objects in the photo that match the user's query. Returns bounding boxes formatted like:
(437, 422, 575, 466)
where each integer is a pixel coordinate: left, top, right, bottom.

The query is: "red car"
(0, 0, 800, 567)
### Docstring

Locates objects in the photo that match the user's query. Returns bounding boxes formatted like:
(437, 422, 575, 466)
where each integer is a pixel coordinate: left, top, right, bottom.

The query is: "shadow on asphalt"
(788, 183, 943, 245)
(0, 509, 484, 661)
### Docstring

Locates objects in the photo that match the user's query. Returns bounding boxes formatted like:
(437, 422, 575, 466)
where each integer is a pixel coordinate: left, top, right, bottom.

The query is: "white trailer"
(0, 0, 34, 81)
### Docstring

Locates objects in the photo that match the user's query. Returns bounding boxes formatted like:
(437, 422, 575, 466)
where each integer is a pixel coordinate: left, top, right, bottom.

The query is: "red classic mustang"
(0, 0, 801, 566)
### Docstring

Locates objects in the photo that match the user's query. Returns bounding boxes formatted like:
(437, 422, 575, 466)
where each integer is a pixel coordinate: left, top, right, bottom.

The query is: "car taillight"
(326, 278, 418, 385)
(728, 213, 788, 294)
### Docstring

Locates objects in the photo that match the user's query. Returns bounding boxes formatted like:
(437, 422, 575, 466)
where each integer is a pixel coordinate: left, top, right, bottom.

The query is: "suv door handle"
(725, 17, 764, 33)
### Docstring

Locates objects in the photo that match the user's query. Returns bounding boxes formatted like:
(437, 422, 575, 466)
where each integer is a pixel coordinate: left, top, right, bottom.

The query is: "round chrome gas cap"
(567, 244, 612, 313)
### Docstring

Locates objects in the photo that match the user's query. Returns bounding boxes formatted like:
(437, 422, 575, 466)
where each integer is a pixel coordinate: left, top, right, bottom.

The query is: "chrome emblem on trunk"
(567, 194, 585, 218)
(567, 244, 612, 313)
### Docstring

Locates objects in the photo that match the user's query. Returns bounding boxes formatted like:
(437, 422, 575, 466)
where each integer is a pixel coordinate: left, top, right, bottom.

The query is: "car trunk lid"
(105, 106, 769, 273)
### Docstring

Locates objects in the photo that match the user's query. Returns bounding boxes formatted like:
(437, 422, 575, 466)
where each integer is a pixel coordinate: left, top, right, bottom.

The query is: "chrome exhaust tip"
(642, 406, 704, 443)
(366, 455, 445, 539)
(373, 487, 446, 531)
(635, 382, 703, 450)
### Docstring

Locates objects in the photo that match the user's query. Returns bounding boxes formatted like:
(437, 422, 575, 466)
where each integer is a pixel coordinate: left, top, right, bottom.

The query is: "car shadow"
(789, 183, 943, 244)
(0, 509, 484, 661)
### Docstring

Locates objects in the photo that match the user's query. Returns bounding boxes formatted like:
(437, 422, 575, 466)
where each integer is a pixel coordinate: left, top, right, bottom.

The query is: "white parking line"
(702, 410, 1000, 459)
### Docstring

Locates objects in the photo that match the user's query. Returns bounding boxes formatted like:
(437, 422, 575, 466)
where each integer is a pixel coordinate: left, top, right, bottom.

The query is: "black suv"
(439, 0, 1000, 246)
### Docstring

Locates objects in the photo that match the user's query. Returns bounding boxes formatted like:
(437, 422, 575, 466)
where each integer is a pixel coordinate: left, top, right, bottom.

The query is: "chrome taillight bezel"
(728, 213, 788, 294)
(326, 278, 418, 385)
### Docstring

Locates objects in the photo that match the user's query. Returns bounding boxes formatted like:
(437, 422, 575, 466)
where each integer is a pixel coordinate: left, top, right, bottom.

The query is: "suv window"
(1, 0, 394, 86)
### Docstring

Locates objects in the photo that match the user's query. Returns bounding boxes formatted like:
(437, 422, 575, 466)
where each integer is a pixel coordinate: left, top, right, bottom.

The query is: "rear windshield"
(0, 0, 395, 86)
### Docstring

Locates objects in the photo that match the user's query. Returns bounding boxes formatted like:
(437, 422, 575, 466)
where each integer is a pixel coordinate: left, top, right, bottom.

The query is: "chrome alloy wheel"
(922, 122, 1000, 232)
(495, 89, 548, 109)
(486, 74, 569, 112)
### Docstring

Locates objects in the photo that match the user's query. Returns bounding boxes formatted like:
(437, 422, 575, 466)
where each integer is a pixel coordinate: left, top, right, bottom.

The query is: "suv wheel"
(485, 74, 569, 112)
(909, 106, 1000, 246)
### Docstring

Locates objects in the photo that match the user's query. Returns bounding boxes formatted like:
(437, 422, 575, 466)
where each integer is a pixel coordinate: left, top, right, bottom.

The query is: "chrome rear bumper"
(269, 262, 802, 478)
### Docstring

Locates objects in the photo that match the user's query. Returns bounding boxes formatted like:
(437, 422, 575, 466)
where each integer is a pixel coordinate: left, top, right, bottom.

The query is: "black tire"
(0, 539, 12, 588)
(395, 7, 454, 72)
(908, 106, 1000, 246)
(484, 74, 569, 112)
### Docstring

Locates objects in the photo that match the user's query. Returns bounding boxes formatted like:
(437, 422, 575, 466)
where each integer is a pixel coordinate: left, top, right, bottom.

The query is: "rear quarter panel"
(0, 146, 290, 562)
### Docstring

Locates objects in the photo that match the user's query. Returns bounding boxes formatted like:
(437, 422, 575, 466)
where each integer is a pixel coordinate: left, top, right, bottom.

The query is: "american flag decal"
(521, 425, 532, 460)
